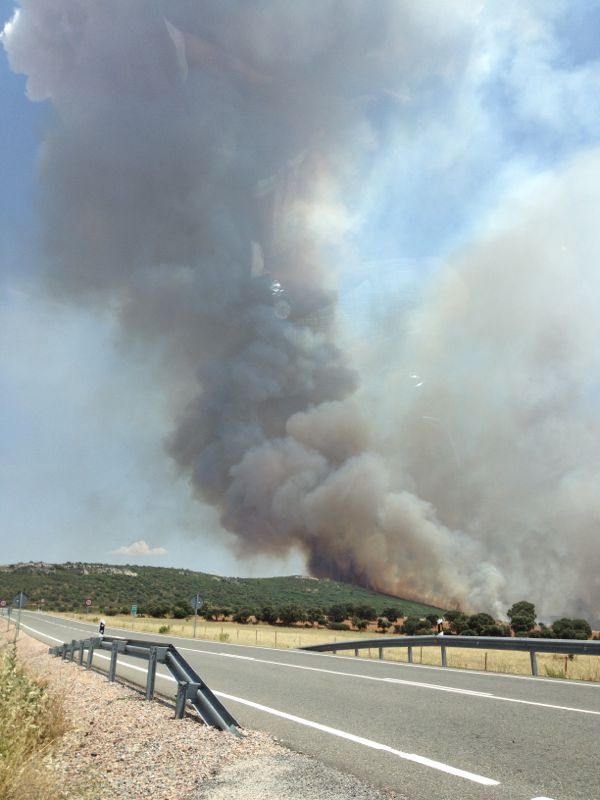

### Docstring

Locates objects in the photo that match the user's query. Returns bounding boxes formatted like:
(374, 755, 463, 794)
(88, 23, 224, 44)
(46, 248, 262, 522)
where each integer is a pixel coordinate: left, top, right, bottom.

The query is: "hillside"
(0, 562, 443, 617)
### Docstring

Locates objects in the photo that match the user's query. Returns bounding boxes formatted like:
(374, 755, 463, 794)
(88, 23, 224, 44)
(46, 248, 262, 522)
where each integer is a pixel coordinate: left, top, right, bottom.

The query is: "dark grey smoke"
(5, 1, 598, 619)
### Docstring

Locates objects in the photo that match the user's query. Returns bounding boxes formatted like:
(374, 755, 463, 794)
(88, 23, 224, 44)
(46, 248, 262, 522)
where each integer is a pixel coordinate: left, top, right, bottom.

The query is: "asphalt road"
(10, 611, 600, 800)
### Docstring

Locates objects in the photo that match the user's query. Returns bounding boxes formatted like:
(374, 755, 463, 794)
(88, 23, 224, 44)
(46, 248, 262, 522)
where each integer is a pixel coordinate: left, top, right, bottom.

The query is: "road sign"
(131, 605, 138, 616)
(12, 592, 28, 608)
(85, 598, 92, 607)
(190, 595, 204, 612)
(0, 600, 6, 608)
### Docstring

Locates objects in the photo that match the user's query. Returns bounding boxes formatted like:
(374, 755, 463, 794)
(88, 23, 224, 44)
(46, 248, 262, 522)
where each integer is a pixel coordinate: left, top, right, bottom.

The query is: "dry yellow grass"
(0, 623, 71, 800)
(61, 613, 600, 682)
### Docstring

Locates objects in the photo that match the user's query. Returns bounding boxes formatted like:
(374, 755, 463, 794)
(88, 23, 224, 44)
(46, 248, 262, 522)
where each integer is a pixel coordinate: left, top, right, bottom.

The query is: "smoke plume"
(4, 1, 599, 618)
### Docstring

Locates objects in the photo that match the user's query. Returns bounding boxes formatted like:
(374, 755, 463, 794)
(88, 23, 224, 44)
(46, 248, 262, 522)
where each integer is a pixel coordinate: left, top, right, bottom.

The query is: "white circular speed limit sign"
(0, 600, 6, 608)
(85, 598, 92, 607)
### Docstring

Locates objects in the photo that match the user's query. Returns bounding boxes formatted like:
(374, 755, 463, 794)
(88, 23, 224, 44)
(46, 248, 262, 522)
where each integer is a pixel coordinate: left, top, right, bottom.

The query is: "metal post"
(530, 651, 538, 676)
(175, 682, 188, 719)
(87, 641, 95, 669)
(70, 640, 76, 661)
(407, 646, 413, 663)
(146, 647, 157, 700)
(109, 640, 119, 681)
(378, 647, 384, 660)
(62, 643, 68, 660)
(354, 648, 359, 657)
(441, 645, 447, 668)
(78, 642, 85, 665)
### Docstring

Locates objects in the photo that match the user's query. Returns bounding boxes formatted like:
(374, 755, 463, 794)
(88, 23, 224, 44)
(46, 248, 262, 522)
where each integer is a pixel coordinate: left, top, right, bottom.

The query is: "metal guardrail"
(49, 635, 241, 734)
(301, 635, 600, 676)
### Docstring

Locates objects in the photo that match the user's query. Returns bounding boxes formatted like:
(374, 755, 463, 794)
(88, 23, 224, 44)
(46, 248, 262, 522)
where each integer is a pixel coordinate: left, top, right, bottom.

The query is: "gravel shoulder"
(5, 626, 402, 800)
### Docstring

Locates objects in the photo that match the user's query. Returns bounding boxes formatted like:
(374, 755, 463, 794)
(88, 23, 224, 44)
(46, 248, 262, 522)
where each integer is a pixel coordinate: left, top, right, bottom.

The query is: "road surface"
(10, 611, 600, 800)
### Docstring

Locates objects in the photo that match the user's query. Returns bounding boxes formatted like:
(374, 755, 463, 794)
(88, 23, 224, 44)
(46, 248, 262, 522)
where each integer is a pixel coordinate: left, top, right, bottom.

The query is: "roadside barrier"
(301, 634, 600, 676)
(49, 635, 241, 734)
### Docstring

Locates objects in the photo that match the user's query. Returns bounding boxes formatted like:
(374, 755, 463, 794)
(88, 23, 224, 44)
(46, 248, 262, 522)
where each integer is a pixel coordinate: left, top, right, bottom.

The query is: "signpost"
(131, 605, 138, 617)
(11, 592, 28, 638)
(85, 598, 92, 613)
(190, 594, 204, 638)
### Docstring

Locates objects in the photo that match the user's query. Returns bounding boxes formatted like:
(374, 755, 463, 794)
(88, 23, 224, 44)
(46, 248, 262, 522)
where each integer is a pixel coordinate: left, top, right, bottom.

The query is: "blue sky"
(1, 1, 600, 616)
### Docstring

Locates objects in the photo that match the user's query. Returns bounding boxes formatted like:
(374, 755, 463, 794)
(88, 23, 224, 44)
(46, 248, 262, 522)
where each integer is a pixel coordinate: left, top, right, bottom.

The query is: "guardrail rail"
(301, 634, 600, 676)
(49, 635, 241, 734)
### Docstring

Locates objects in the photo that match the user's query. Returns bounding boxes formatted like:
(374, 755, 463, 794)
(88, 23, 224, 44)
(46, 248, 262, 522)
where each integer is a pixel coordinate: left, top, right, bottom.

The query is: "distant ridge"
(0, 561, 443, 617)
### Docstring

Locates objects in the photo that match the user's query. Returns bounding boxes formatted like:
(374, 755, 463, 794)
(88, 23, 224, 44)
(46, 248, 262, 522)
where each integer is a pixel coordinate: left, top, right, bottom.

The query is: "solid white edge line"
(216, 690, 499, 786)
(18, 620, 499, 787)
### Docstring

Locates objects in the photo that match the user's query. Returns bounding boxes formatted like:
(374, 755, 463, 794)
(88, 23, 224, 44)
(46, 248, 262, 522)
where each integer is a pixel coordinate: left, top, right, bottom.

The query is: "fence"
(301, 635, 600, 676)
(49, 635, 240, 734)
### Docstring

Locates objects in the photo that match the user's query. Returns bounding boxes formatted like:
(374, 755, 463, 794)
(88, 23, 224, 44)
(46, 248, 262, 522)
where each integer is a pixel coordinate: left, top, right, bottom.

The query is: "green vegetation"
(0, 561, 442, 619)
(0, 640, 69, 800)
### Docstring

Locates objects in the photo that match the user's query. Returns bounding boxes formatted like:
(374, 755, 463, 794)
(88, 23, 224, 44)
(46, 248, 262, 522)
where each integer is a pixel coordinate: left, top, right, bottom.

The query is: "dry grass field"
(63, 613, 600, 682)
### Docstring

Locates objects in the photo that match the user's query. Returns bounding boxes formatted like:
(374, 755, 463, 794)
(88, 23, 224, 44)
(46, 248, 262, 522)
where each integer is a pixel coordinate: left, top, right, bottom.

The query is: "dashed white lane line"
(21, 612, 600, 689)
(18, 621, 499, 787)
(177, 648, 600, 716)
(17, 619, 600, 716)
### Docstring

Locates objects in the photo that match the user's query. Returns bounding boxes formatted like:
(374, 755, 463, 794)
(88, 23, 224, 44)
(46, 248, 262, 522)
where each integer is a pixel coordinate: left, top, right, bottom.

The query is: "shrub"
(0, 643, 69, 799)
(382, 606, 403, 622)
(232, 608, 254, 624)
(218, 632, 230, 642)
(158, 624, 171, 634)
(551, 618, 592, 640)
(327, 605, 347, 623)
(467, 613, 496, 634)
(257, 606, 278, 625)
(327, 622, 350, 631)
(279, 605, 305, 626)
(482, 624, 510, 637)
(402, 616, 428, 635)
(354, 605, 377, 621)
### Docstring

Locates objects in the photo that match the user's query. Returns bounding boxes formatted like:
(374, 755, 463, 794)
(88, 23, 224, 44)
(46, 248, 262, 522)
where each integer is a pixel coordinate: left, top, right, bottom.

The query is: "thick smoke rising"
(4, 1, 599, 618)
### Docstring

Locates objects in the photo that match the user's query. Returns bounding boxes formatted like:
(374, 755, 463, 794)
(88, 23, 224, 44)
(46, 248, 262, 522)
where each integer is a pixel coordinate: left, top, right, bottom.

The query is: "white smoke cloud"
(111, 540, 167, 557)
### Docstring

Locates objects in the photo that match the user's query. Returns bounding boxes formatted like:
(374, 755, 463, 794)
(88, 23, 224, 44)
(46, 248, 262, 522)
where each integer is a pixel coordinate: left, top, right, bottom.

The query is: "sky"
(1, 1, 600, 619)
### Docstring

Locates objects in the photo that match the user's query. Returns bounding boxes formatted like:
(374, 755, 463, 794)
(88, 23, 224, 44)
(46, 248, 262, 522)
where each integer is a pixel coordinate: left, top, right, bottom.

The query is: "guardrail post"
(407, 646, 413, 664)
(70, 640, 77, 661)
(354, 648, 359, 657)
(146, 646, 158, 700)
(78, 641, 85, 665)
(441, 645, 447, 668)
(109, 640, 119, 682)
(530, 651, 538, 676)
(174, 681, 201, 719)
(87, 640, 95, 669)
(61, 643, 68, 660)
(175, 682, 187, 719)
(378, 647, 384, 660)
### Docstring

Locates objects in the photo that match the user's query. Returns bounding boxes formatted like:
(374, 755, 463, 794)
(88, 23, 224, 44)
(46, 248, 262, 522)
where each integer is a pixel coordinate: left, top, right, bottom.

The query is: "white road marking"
(216, 691, 499, 786)
(19, 617, 600, 714)
(23, 612, 600, 689)
(174, 646, 600, 715)
(19, 620, 500, 787)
